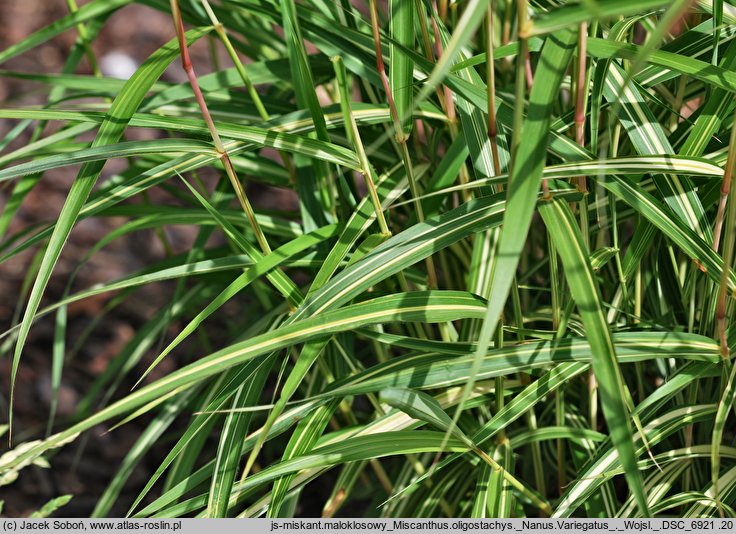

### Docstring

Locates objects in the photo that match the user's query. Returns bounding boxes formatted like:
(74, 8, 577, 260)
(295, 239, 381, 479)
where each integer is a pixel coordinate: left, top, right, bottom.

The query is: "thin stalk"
(486, 2, 502, 176)
(524, 46, 533, 91)
(199, 0, 297, 184)
(422, 0, 462, 207)
(512, 0, 530, 181)
(550, 235, 565, 492)
(367, 0, 402, 137)
(683, 375, 698, 486)
(65, 0, 101, 77)
(575, 21, 598, 439)
(427, 0, 472, 208)
(625, 385, 662, 470)
(332, 57, 390, 237)
(588, 370, 598, 432)
(556, 388, 566, 494)
(670, 74, 689, 132)
(200, 0, 269, 120)
(415, 0, 449, 115)
(494, 321, 511, 506)
(420, 0, 470, 294)
(331, 77, 419, 335)
(610, 121, 629, 310)
(429, 0, 459, 137)
(519, 374, 547, 499)
(550, 240, 561, 331)
(170, 0, 271, 255)
(474, 446, 552, 516)
(714, 108, 736, 361)
(502, 0, 512, 46)
(574, 23, 588, 196)
(511, 279, 524, 343)
(635, 266, 643, 325)
(494, 320, 505, 442)
(368, 0, 441, 295)
(714, 111, 736, 254)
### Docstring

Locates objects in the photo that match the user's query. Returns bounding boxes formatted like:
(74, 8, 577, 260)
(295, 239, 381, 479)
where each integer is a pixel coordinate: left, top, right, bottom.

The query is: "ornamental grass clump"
(0, 0, 734, 519)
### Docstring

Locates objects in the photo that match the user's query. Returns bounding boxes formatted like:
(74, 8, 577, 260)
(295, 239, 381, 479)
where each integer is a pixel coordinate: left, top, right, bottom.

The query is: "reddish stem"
(170, 0, 271, 254)
(714, 178, 730, 252)
(430, 0, 457, 125)
(368, 0, 402, 137)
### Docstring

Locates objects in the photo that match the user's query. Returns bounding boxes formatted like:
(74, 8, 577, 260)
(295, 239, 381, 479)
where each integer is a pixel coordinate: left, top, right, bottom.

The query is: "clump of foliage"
(0, 0, 735, 519)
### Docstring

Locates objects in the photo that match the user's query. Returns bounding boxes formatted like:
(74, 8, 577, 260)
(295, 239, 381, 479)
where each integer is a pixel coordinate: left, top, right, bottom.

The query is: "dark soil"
(0, 0, 244, 518)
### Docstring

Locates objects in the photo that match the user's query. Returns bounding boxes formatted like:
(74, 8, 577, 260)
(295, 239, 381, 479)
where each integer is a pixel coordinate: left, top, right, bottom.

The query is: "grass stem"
(170, 0, 272, 255)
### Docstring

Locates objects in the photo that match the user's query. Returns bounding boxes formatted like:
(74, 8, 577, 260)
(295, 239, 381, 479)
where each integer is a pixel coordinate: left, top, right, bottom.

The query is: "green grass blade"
(92, 390, 193, 517)
(8, 27, 210, 437)
(207, 361, 270, 517)
(538, 196, 649, 514)
(602, 61, 711, 240)
(452, 27, 576, 460)
(380, 388, 472, 446)
(0, 0, 129, 64)
(554, 404, 716, 516)
(389, 0, 415, 136)
(268, 401, 339, 517)
(527, 0, 671, 37)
